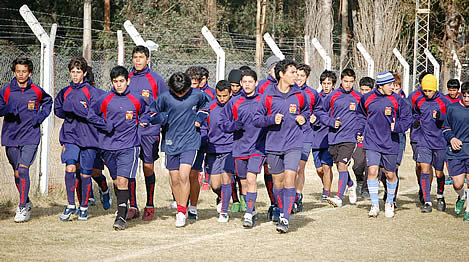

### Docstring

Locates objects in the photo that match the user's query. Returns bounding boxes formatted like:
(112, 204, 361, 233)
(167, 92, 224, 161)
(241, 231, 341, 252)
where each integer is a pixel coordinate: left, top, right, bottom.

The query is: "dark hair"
(274, 59, 298, 81)
(241, 69, 257, 81)
(185, 66, 202, 81)
(132, 45, 150, 58)
(461, 82, 469, 95)
(168, 72, 191, 94)
(319, 70, 337, 85)
(297, 64, 311, 77)
(86, 66, 95, 85)
(68, 57, 88, 73)
(11, 57, 33, 73)
(447, 79, 460, 90)
(359, 77, 375, 88)
(239, 65, 252, 71)
(199, 67, 209, 78)
(419, 72, 430, 84)
(340, 68, 356, 80)
(393, 73, 401, 87)
(110, 66, 129, 80)
(215, 80, 231, 92)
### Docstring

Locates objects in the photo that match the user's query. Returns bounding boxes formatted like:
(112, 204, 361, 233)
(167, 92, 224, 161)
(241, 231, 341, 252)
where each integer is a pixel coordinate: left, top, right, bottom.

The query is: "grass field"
(1, 118, 469, 261)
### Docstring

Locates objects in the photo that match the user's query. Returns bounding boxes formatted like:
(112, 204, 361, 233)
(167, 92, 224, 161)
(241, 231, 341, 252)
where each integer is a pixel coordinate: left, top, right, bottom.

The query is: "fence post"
(117, 30, 124, 66)
(263, 33, 285, 60)
(123, 20, 158, 67)
(201, 26, 225, 82)
(393, 48, 410, 95)
(451, 50, 462, 81)
(356, 42, 374, 78)
(424, 48, 440, 88)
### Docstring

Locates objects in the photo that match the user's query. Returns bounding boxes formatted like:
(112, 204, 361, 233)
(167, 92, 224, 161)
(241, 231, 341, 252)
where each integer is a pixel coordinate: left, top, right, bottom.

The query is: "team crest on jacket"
(349, 102, 356, 111)
(385, 107, 392, 115)
(126, 111, 134, 120)
(289, 104, 297, 114)
(27, 100, 35, 110)
(80, 101, 88, 108)
(432, 110, 437, 118)
(142, 89, 150, 97)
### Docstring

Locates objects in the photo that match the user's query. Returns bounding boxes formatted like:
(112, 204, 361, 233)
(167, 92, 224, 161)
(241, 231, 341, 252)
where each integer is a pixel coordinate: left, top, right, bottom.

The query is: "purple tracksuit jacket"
(206, 99, 233, 154)
(299, 83, 325, 144)
(257, 75, 277, 95)
(311, 91, 330, 149)
(408, 88, 425, 142)
(199, 83, 216, 101)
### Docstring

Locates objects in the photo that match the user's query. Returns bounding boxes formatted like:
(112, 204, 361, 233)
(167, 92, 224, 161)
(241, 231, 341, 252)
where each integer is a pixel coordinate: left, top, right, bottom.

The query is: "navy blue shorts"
(447, 159, 469, 177)
(93, 149, 104, 170)
(61, 143, 97, 175)
(205, 152, 235, 175)
(365, 149, 397, 172)
(411, 141, 418, 161)
(102, 146, 140, 179)
(301, 142, 312, 161)
(397, 134, 406, 166)
(416, 146, 445, 171)
(234, 155, 266, 179)
(5, 145, 38, 170)
(165, 150, 197, 171)
(192, 141, 207, 171)
(139, 135, 160, 163)
(312, 148, 334, 168)
(266, 149, 301, 175)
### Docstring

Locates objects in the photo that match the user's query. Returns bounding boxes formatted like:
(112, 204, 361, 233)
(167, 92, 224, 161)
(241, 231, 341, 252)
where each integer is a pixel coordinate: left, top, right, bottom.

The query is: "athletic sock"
(322, 188, 330, 197)
(245, 192, 257, 214)
(264, 173, 275, 205)
(145, 173, 156, 207)
(394, 169, 400, 202)
(221, 183, 231, 214)
(212, 187, 221, 198)
(80, 175, 92, 208)
(386, 178, 398, 203)
(283, 188, 296, 221)
(75, 173, 82, 204)
(437, 175, 445, 196)
(203, 172, 210, 184)
(177, 204, 187, 215)
(116, 188, 129, 219)
(231, 176, 239, 202)
(237, 176, 243, 197)
(14, 176, 30, 203)
(367, 179, 379, 207)
(347, 173, 354, 187)
(89, 184, 95, 199)
(466, 190, 469, 212)
(337, 171, 349, 199)
(92, 174, 108, 192)
(65, 171, 76, 206)
(455, 187, 465, 199)
(18, 167, 30, 208)
(420, 173, 431, 203)
(295, 192, 301, 203)
(128, 178, 138, 208)
(273, 187, 284, 209)
(189, 204, 197, 214)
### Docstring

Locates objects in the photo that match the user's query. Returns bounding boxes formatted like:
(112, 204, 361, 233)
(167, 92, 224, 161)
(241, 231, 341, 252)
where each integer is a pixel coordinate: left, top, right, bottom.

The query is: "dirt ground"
(1, 120, 469, 261)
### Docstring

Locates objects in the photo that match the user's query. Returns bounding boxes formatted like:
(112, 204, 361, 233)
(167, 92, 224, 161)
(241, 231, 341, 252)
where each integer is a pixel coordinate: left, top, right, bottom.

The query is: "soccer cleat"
(321, 195, 328, 203)
(59, 206, 78, 221)
(126, 207, 140, 220)
(267, 205, 274, 220)
(272, 206, 281, 222)
(455, 196, 465, 216)
(384, 203, 395, 218)
(168, 201, 177, 209)
(88, 198, 96, 206)
(218, 213, 229, 223)
(14, 206, 30, 223)
(327, 196, 343, 208)
(243, 213, 254, 228)
(142, 206, 155, 221)
(231, 202, 240, 213)
(436, 197, 446, 212)
(368, 205, 379, 218)
(464, 212, 469, 221)
(294, 194, 304, 213)
(276, 218, 289, 233)
(421, 202, 432, 213)
(201, 182, 210, 191)
(187, 210, 198, 220)
(348, 184, 357, 204)
(175, 212, 186, 227)
(239, 195, 247, 212)
(78, 208, 88, 221)
(113, 216, 126, 230)
(99, 188, 112, 210)
(445, 176, 453, 185)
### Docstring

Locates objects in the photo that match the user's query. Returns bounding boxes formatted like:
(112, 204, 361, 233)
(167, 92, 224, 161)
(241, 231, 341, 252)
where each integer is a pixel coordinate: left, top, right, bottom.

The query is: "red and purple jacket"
(253, 84, 309, 153)
(221, 90, 266, 158)
(445, 93, 462, 104)
(442, 102, 469, 159)
(408, 88, 425, 142)
(311, 91, 331, 149)
(54, 80, 106, 148)
(321, 86, 363, 145)
(357, 88, 412, 154)
(0, 78, 52, 146)
(205, 99, 233, 154)
(414, 91, 451, 149)
(88, 87, 148, 151)
(128, 66, 168, 137)
(299, 83, 325, 144)
(256, 75, 277, 95)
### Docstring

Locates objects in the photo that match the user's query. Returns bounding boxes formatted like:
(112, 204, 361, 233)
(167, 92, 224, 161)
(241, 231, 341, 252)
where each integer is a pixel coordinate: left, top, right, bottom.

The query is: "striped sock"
(128, 178, 138, 208)
(221, 183, 231, 213)
(283, 188, 296, 221)
(367, 179, 379, 207)
(386, 178, 398, 203)
(273, 187, 284, 209)
(436, 175, 445, 196)
(246, 192, 257, 214)
(420, 173, 431, 203)
(337, 171, 349, 199)
(18, 167, 30, 208)
(80, 176, 92, 208)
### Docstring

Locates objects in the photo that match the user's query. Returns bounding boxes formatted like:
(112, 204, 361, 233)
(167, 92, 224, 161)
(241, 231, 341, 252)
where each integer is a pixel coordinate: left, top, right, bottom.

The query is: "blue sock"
(367, 179, 379, 207)
(129, 178, 138, 208)
(386, 178, 398, 203)
(273, 187, 284, 209)
(18, 167, 30, 208)
(337, 171, 349, 199)
(420, 173, 431, 203)
(80, 176, 92, 208)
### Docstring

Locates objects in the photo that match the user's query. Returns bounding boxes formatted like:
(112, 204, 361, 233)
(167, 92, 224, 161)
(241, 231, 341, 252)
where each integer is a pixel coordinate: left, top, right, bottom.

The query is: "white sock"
(455, 188, 465, 199)
(189, 205, 197, 213)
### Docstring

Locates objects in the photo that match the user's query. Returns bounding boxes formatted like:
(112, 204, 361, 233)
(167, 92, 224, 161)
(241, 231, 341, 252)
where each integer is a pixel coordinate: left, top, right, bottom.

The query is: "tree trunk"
(441, 0, 462, 93)
(83, 0, 92, 61)
(256, 0, 268, 73)
(104, 0, 111, 31)
(208, 0, 217, 31)
(339, 0, 349, 71)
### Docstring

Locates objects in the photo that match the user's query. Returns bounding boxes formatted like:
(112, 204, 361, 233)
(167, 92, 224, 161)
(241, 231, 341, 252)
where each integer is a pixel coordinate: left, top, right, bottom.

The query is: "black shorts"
(329, 142, 356, 165)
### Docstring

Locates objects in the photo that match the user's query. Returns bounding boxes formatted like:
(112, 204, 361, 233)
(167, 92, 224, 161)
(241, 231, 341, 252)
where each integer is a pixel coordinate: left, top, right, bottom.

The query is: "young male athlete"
(0, 57, 52, 222)
(445, 79, 461, 103)
(228, 69, 242, 97)
(322, 69, 361, 207)
(221, 69, 266, 228)
(127, 45, 168, 221)
(254, 59, 309, 233)
(357, 71, 412, 218)
(443, 82, 469, 221)
(149, 72, 209, 227)
(414, 74, 451, 213)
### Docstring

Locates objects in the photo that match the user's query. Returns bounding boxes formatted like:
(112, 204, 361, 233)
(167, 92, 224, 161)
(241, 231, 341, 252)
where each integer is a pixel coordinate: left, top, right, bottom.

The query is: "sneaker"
(321, 195, 327, 203)
(175, 212, 186, 227)
(445, 176, 453, 185)
(384, 202, 395, 218)
(455, 196, 465, 216)
(126, 207, 140, 220)
(276, 218, 289, 233)
(361, 190, 370, 198)
(348, 184, 357, 204)
(216, 197, 222, 213)
(272, 206, 281, 222)
(14, 206, 30, 223)
(113, 216, 126, 230)
(78, 208, 88, 221)
(393, 201, 398, 209)
(295, 194, 304, 213)
(99, 188, 112, 210)
(59, 206, 78, 221)
(436, 197, 446, 211)
(243, 213, 254, 228)
(218, 213, 229, 223)
(168, 201, 177, 209)
(239, 195, 247, 212)
(231, 202, 240, 213)
(201, 182, 210, 191)
(464, 212, 469, 221)
(88, 198, 96, 206)
(368, 205, 379, 218)
(188, 210, 198, 220)
(327, 196, 343, 207)
(267, 205, 274, 220)
(421, 202, 432, 213)
(142, 206, 155, 221)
